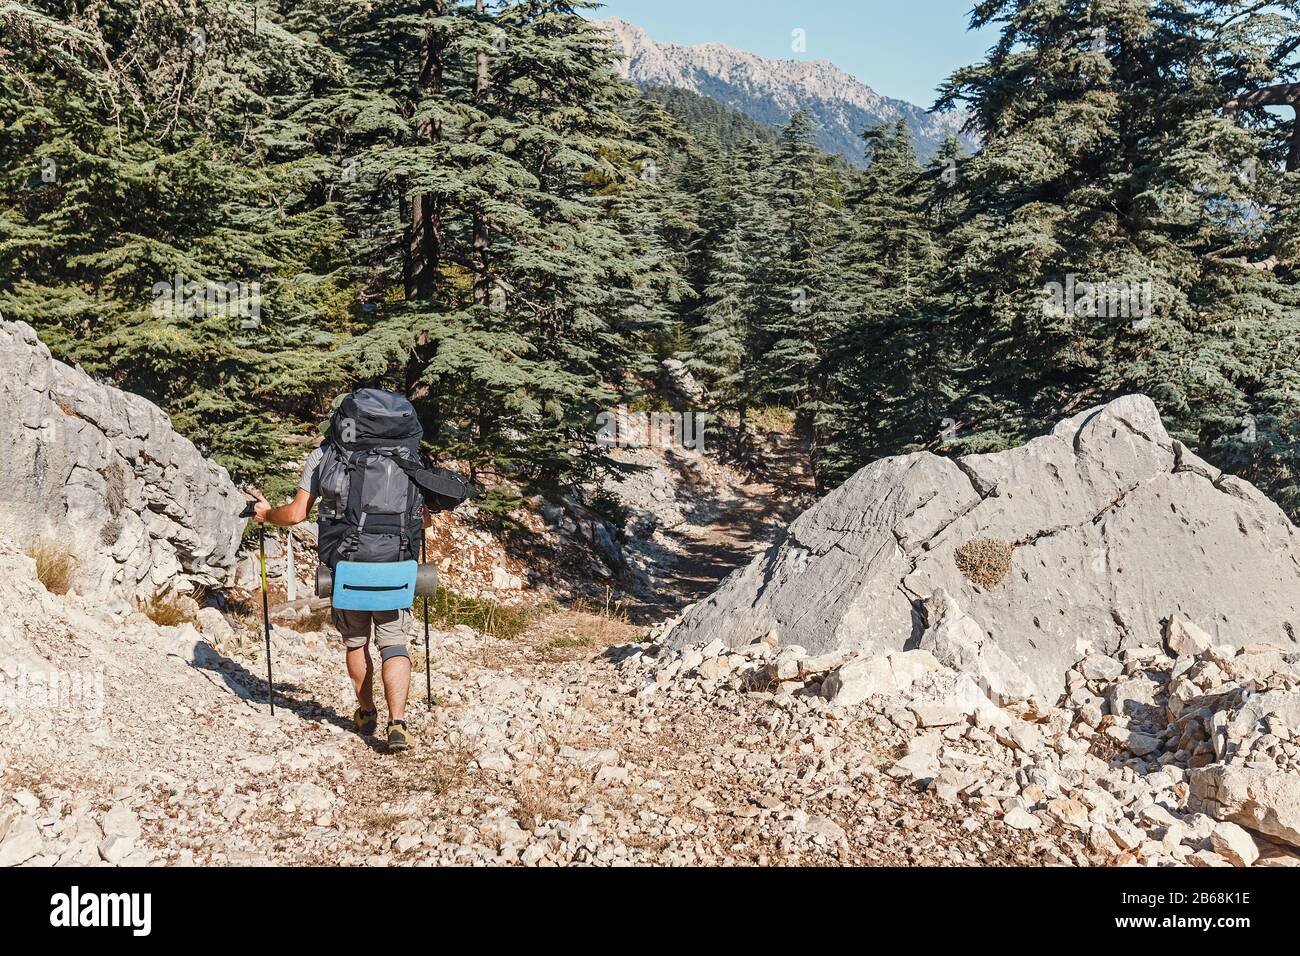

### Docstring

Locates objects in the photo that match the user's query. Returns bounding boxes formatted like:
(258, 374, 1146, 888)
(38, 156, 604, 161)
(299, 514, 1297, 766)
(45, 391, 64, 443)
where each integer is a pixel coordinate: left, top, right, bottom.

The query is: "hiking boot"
(353, 706, 378, 736)
(387, 720, 413, 753)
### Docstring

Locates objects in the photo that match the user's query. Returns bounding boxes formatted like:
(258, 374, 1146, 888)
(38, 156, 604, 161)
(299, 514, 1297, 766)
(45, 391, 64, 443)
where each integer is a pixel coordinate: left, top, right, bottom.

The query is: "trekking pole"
(260, 523, 275, 716)
(421, 531, 432, 710)
(240, 498, 275, 716)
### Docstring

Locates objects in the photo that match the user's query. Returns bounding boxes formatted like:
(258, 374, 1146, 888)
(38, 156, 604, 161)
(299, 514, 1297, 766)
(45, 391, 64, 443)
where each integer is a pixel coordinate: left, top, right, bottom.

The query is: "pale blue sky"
(585, 0, 999, 108)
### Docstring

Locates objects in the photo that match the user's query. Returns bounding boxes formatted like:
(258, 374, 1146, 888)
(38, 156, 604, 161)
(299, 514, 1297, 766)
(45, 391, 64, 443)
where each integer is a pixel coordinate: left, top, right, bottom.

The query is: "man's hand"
(249, 488, 316, 527)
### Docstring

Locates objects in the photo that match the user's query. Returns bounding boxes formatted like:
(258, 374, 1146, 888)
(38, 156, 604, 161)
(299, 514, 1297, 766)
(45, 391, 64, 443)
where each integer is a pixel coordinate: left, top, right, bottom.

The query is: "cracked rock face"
(665, 395, 1300, 698)
(0, 320, 243, 594)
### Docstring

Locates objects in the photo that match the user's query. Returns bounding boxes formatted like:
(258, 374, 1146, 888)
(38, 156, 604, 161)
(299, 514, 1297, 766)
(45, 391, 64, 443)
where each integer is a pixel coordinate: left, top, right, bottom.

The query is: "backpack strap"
(372, 447, 475, 512)
(343, 447, 367, 527)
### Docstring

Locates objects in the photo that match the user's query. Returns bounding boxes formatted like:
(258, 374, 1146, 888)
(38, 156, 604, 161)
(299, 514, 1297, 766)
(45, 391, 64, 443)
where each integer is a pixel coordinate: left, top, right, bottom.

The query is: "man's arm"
(252, 489, 317, 526)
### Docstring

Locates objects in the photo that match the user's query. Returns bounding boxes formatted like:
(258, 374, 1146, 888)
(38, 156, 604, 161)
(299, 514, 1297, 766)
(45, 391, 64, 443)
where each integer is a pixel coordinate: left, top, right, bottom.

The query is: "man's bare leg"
(347, 646, 375, 711)
(382, 655, 410, 723)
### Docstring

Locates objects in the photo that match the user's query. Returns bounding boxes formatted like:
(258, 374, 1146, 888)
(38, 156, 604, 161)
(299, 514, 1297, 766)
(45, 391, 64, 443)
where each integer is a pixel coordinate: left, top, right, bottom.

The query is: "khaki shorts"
(332, 609, 411, 653)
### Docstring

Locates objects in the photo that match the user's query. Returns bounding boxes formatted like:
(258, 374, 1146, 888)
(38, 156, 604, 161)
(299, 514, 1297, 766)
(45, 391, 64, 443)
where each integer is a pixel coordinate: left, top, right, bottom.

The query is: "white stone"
(195, 606, 234, 639)
(0, 814, 43, 866)
(1107, 678, 1161, 719)
(821, 656, 894, 707)
(1191, 764, 1300, 849)
(291, 783, 334, 812)
(0, 320, 244, 595)
(102, 803, 141, 842)
(594, 765, 629, 785)
(1208, 822, 1259, 867)
(1105, 725, 1161, 756)
(911, 703, 965, 728)
(1165, 616, 1213, 657)
(1080, 655, 1124, 682)
(1003, 807, 1039, 830)
(996, 720, 1042, 754)
(663, 396, 1300, 700)
(98, 833, 135, 865)
(886, 751, 938, 783)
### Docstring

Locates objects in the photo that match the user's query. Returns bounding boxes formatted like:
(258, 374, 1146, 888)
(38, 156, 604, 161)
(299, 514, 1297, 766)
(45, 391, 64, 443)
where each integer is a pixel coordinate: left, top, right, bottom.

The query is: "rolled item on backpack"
(316, 562, 438, 600)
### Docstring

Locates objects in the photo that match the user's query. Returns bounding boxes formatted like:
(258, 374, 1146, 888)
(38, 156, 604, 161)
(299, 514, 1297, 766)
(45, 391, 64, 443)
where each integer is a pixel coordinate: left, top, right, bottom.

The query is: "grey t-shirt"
(299, 446, 325, 495)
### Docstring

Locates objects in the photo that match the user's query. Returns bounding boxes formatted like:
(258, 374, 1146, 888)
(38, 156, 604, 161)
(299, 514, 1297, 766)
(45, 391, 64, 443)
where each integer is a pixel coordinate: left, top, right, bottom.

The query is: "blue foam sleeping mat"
(331, 560, 419, 611)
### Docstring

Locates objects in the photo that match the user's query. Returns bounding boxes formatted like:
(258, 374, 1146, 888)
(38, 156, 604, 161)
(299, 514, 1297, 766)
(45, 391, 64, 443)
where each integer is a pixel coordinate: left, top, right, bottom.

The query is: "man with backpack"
(251, 389, 472, 752)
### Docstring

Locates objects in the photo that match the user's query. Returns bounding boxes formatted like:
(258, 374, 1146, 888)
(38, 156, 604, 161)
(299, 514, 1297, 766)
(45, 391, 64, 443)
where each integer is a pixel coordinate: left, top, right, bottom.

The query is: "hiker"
(250, 389, 472, 752)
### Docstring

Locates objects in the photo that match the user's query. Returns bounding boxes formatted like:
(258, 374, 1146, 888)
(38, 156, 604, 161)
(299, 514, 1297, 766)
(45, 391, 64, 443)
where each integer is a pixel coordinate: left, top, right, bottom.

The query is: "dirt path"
(665, 482, 793, 602)
(8, 614, 1056, 867)
(2, 508, 1080, 869)
(655, 433, 814, 605)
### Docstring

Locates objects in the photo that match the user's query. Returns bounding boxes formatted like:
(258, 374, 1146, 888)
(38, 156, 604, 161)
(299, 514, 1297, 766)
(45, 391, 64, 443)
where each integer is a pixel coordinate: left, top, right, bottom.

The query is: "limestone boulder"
(0, 320, 244, 595)
(1189, 764, 1300, 849)
(665, 395, 1300, 698)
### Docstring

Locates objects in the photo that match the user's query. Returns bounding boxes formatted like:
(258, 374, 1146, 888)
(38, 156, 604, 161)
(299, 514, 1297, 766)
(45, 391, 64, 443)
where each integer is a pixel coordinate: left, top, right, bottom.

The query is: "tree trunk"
(405, 1, 446, 420)
(406, 0, 445, 302)
(737, 398, 748, 461)
(472, 0, 492, 307)
(1225, 83, 1300, 172)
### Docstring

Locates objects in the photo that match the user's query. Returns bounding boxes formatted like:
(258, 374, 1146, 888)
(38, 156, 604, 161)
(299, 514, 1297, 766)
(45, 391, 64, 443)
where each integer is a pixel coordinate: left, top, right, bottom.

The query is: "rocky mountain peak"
(595, 16, 976, 164)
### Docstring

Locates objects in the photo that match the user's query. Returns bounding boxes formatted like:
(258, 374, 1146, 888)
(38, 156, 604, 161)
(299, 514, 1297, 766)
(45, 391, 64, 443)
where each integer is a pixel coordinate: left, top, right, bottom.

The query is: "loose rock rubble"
(634, 610, 1300, 867)
(0, 533, 1038, 868)
(6, 506, 1298, 867)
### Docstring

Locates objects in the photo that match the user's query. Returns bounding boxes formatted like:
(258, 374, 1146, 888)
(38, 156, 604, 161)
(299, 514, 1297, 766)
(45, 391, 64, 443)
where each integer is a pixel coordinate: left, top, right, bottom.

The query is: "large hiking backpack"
(316, 389, 473, 569)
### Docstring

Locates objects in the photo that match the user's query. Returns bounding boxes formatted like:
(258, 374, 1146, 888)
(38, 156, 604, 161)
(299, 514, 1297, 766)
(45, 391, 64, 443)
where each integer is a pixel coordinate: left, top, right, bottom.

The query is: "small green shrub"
(627, 392, 672, 414)
(415, 587, 532, 640)
(476, 485, 525, 527)
(588, 487, 629, 533)
(748, 405, 796, 433)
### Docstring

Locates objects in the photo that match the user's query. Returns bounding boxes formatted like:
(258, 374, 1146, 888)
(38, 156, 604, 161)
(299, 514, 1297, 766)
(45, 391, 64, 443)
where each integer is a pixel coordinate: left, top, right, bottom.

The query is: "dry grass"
(1087, 730, 1126, 763)
(136, 589, 197, 627)
(363, 810, 413, 833)
(406, 745, 471, 796)
(513, 773, 567, 831)
(103, 460, 127, 515)
(528, 591, 639, 659)
(954, 537, 1013, 589)
(99, 516, 122, 546)
(286, 604, 333, 633)
(98, 461, 128, 545)
(27, 538, 77, 595)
